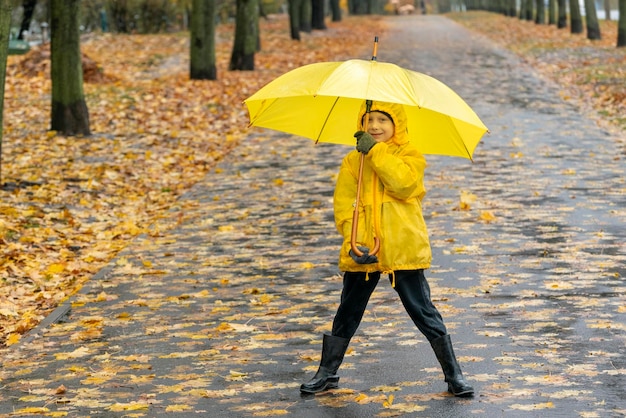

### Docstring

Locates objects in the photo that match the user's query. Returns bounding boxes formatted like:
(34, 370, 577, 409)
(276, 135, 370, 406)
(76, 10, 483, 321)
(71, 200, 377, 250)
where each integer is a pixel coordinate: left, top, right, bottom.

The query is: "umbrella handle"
(350, 153, 380, 257)
(350, 65, 380, 258)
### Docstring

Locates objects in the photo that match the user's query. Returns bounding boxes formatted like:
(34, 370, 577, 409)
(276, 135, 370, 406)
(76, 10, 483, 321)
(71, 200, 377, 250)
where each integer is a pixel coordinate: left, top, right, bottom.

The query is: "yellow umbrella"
(244, 41, 488, 255)
(244, 59, 488, 159)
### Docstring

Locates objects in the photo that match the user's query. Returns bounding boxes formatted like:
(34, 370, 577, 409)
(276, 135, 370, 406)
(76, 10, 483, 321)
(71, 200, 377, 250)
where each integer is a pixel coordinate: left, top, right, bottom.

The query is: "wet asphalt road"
(1, 15, 624, 418)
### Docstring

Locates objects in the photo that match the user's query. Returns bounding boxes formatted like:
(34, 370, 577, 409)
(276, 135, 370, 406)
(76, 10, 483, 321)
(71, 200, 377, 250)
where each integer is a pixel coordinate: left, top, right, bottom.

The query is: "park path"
(0, 15, 624, 417)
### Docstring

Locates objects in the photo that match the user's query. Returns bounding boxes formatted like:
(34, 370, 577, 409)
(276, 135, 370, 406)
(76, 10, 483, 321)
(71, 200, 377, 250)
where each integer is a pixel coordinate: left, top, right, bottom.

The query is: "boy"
(300, 100, 474, 397)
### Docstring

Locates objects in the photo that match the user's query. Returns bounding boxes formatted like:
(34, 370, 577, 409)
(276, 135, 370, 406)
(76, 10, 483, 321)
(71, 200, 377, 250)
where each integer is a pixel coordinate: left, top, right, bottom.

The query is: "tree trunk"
(584, 0, 602, 39)
(311, 0, 326, 30)
(525, 0, 534, 20)
(288, 0, 301, 40)
(0, 0, 12, 184)
(508, 0, 517, 17)
(618, 0, 626, 46)
(535, 0, 545, 23)
(300, 0, 311, 33)
(229, 0, 258, 71)
(330, 0, 341, 21)
(190, 0, 217, 80)
(557, 0, 567, 27)
(50, 0, 90, 136)
(548, 0, 556, 24)
(569, 0, 584, 33)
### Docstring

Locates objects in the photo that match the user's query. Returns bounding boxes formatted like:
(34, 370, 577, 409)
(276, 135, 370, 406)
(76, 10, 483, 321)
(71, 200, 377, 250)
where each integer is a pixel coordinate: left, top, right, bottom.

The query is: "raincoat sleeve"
(366, 143, 426, 201)
(333, 153, 359, 238)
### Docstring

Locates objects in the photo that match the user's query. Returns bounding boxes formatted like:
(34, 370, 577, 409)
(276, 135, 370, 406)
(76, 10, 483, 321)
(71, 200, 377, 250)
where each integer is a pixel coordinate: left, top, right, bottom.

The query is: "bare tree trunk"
(190, 0, 217, 80)
(311, 0, 326, 30)
(330, 0, 341, 21)
(548, 0, 557, 24)
(584, 0, 602, 39)
(618, 0, 626, 46)
(0, 0, 12, 185)
(569, 0, 584, 33)
(519, 0, 533, 20)
(229, 0, 258, 71)
(300, 0, 311, 33)
(288, 0, 301, 40)
(50, 0, 90, 136)
(557, 0, 567, 27)
(535, 0, 545, 23)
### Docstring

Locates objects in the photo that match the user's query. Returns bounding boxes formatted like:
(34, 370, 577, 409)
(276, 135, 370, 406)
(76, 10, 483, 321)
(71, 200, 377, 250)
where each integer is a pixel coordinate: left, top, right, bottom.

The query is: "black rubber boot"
(431, 334, 475, 397)
(300, 333, 350, 394)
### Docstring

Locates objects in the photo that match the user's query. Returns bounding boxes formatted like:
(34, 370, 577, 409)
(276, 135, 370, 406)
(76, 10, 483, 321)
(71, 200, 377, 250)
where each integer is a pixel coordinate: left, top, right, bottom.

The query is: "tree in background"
(557, 0, 567, 28)
(618, 0, 626, 46)
(299, 0, 311, 32)
(548, 0, 556, 24)
(311, 0, 325, 29)
(329, 0, 341, 21)
(190, 0, 217, 80)
(583, 0, 601, 39)
(535, 0, 545, 23)
(229, 0, 258, 70)
(288, 0, 301, 40)
(523, 0, 533, 20)
(568, 0, 584, 33)
(0, 0, 11, 184)
(50, 0, 91, 136)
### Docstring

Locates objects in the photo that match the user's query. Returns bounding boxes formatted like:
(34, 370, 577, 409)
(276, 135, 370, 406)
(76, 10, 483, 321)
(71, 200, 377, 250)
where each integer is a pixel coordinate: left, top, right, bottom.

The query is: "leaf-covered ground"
(0, 11, 624, 348)
(0, 15, 388, 347)
(0, 13, 623, 417)
(448, 11, 626, 132)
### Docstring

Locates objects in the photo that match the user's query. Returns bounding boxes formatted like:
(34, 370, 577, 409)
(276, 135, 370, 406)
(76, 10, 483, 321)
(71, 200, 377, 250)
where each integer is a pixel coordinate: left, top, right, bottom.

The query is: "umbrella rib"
(315, 97, 340, 144)
(248, 98, 279, 126)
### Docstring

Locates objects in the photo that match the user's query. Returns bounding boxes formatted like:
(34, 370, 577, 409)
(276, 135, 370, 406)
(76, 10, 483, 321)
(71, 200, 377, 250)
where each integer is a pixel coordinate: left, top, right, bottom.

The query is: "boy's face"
(365, 111, 395, 143)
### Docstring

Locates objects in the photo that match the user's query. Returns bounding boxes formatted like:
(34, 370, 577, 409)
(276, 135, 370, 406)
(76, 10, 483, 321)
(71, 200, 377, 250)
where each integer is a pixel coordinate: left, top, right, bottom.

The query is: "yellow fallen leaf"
(355, 393, 369, 403)
(479, 211, 496, 222)
(6, 332, 21, 346)
(371, 385, 402, 392)
(383, 394, 395, 408)
(12, 407, 49, 415)
(47, 263, 65, 274)
(255, 410, 289, 416)
(55, 346, 90, 360)
(510, 401, 554, 411)
(165, 404, 192, 412)
(108, 402, 150, 411)
(228, 370, 248, 381)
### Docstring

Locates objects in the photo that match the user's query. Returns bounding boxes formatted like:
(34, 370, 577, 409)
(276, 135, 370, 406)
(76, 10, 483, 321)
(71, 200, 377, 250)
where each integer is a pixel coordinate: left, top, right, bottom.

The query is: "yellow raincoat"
(334, 101, 432, 274)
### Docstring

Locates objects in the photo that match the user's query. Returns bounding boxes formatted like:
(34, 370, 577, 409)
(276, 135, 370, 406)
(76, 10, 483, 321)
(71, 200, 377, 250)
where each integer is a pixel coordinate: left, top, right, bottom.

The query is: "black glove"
(354, 131, 377, 154)
(349, 246, 379, 264)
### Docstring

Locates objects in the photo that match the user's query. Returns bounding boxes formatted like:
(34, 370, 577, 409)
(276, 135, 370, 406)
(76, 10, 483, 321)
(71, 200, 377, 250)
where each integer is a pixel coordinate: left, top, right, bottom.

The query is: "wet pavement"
(1, 15, 625, 418)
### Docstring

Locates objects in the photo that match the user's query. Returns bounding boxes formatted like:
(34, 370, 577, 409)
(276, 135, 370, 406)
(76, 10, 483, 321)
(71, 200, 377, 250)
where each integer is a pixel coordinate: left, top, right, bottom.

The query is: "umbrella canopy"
(244, 59, 488, 160)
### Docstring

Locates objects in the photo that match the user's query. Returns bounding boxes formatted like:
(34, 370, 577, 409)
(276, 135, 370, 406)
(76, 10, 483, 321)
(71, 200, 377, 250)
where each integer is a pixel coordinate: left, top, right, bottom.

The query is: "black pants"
(331, 270, 447, 342)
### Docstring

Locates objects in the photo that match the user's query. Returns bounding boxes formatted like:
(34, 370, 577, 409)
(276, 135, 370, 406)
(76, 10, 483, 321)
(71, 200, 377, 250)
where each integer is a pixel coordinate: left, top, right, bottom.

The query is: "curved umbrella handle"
(350, 41, 380, 258)
(350, 153, 380, 257)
